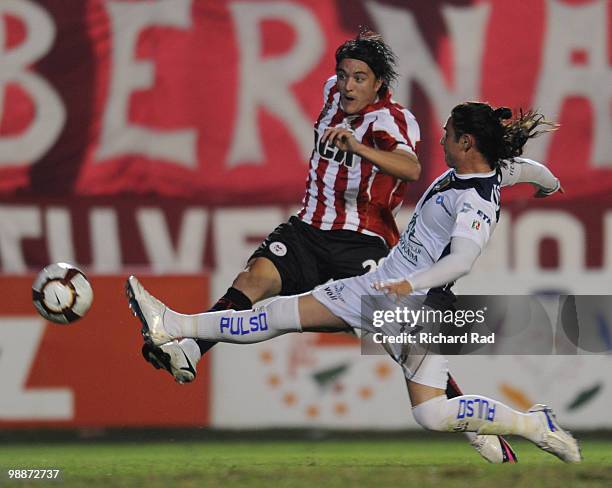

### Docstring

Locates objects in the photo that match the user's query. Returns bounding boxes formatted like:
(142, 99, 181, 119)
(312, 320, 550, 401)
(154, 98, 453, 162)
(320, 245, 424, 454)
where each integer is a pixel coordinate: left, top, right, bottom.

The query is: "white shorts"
(312, 268, 449, 389)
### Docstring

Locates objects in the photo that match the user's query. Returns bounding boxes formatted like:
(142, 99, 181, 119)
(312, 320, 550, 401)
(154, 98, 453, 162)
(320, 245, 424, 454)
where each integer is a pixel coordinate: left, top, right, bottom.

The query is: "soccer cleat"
(142, 341, 196, 384)
(470, 434, 518, 464)
(125, 275, 174, 346)
(529, 404, 582, 463)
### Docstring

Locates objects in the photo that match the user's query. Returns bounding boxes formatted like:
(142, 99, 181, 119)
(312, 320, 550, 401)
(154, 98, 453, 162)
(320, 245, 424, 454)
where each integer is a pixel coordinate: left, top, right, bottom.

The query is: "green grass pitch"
(1, 439, 611, 487)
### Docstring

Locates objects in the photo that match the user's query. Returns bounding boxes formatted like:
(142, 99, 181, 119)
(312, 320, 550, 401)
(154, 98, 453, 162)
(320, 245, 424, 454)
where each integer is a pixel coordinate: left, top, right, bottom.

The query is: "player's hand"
(534, 183, 564, 198)
(372, 278, 413, 302)
(322, 127, 358, 153)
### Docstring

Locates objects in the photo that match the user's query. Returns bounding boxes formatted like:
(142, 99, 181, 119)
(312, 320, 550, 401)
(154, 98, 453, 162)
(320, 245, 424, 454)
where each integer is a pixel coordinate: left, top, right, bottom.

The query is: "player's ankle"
(524, 412, 546, 444)
(164, 309, 196, 339)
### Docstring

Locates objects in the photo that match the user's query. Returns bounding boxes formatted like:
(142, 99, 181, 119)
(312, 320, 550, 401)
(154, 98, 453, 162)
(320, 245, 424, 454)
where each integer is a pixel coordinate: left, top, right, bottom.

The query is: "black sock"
(195, 287, 253, 355)
(445, 373, 463, 399)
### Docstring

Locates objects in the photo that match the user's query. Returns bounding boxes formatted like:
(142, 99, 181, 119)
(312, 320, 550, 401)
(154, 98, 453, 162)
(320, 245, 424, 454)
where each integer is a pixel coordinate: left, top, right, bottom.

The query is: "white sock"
(164, 295, 302, 344)
(412, 395, 542, 443)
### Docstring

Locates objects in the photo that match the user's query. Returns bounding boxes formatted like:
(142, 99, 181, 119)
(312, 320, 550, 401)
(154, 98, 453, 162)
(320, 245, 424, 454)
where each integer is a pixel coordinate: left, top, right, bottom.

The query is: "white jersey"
(312, 167, 501, 388)
(379, 167, 501, 294)
(312, 160, 558, 388)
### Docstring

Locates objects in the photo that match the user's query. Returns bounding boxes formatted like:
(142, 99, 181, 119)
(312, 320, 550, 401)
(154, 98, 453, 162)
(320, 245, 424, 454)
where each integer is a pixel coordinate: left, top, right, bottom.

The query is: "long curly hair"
(450, 102, 558, 168)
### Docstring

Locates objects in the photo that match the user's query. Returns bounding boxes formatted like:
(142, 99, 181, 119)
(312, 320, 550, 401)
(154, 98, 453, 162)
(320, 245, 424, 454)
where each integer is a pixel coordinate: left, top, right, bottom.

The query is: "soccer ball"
(32, 263, 93, 324)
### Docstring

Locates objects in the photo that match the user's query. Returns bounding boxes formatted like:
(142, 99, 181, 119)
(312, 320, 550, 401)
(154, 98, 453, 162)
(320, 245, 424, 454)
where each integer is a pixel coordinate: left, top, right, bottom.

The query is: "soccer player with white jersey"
(127, 101, 581, 463)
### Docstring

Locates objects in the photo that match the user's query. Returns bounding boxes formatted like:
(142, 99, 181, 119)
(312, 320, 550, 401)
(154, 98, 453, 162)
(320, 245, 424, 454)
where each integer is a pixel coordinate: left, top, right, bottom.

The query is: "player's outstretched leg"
(445, 373, 518, 464)
(411, 394, 581, 463)
(126, 276, 301, 346)
(140, 257, 278, 382)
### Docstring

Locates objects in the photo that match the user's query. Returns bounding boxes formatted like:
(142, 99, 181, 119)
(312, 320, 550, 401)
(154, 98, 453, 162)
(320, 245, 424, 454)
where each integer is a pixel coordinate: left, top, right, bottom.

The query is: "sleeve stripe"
(374, 106, 420, 154)
(323, 76, 338, 103)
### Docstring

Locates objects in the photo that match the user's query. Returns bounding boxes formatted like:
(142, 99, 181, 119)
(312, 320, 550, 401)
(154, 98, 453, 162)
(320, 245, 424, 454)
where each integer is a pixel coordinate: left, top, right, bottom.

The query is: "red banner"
(0, 0, 610, 204)
(0, 275, 211, 427)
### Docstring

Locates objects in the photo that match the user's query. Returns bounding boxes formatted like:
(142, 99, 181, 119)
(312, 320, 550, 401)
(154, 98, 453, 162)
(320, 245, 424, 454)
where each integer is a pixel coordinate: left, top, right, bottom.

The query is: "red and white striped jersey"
(297, 76, 421, 247)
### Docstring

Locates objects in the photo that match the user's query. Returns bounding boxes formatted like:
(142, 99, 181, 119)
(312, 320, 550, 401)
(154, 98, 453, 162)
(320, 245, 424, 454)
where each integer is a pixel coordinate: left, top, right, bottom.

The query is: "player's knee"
(264, 295, 302, 333)
(411, 395, 449, 432)
(233, 260, 281, 299)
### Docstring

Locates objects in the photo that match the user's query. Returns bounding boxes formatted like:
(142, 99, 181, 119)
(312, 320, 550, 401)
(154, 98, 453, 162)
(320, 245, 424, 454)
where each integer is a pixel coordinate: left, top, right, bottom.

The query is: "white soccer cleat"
(142, 341, 197, 384)
(126, 276, 174, 346)
(529, 404, 582, 463)
(470, 434, 518, 464)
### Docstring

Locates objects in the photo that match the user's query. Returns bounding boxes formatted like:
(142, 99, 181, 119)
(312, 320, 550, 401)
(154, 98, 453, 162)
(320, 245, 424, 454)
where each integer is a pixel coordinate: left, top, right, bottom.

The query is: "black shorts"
(250, 216, 390, 295)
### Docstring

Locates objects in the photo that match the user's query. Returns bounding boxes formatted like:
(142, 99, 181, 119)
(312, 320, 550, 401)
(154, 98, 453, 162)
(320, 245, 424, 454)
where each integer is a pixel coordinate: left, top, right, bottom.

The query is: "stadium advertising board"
(0, 276, 211, 427)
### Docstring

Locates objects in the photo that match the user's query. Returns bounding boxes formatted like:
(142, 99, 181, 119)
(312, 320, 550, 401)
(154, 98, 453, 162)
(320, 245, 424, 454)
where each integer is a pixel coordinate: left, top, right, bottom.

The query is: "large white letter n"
(97, 0, 196, 167)
(228, 2, 323, 166)
(532, 0, 612, 167)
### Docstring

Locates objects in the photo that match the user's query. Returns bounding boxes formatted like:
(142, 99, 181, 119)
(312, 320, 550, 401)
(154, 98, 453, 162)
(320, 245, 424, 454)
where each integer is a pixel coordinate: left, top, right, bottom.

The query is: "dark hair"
(450, 102, 558, 168)
(335, 27, 398, 95)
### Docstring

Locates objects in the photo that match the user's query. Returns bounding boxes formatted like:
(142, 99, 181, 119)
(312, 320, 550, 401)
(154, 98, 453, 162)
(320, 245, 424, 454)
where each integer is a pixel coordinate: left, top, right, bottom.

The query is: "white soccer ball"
(32, 263, 93, 324)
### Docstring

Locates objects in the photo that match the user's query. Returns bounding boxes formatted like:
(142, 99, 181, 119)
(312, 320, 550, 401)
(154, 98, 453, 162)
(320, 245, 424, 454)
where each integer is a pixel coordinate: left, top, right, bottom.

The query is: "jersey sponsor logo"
(476, 209, 491, 224)
(462, 201, 491, 227)
(398, 235, 422, 265)
(405, 213, 424, 249)
(269, 241, 287, 257)
(313, 130, 355, 168)
(398, 213, 423, 265)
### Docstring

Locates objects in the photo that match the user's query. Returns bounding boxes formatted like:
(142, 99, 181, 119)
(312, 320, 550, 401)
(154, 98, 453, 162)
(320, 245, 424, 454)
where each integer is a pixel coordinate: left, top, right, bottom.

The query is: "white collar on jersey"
(453, 169, 496, 179)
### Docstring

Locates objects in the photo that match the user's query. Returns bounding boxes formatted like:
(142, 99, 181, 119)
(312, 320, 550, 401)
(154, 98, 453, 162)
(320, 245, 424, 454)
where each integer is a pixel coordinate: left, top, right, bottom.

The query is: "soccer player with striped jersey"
(144, 32, 424, 373)
(128, 102, 579, 463)
(144, 29, 423, 380)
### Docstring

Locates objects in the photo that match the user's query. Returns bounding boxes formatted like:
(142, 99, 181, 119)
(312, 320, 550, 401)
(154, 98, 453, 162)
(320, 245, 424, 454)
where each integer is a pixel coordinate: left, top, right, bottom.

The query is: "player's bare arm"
(322, 126, 421, 181)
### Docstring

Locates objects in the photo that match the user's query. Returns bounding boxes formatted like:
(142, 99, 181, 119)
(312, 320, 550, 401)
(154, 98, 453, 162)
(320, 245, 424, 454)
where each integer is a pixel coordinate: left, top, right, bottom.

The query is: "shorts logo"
(471, 220, 481, 230)
(323, 283, 345, 302)
(269, 241, 287, 257)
